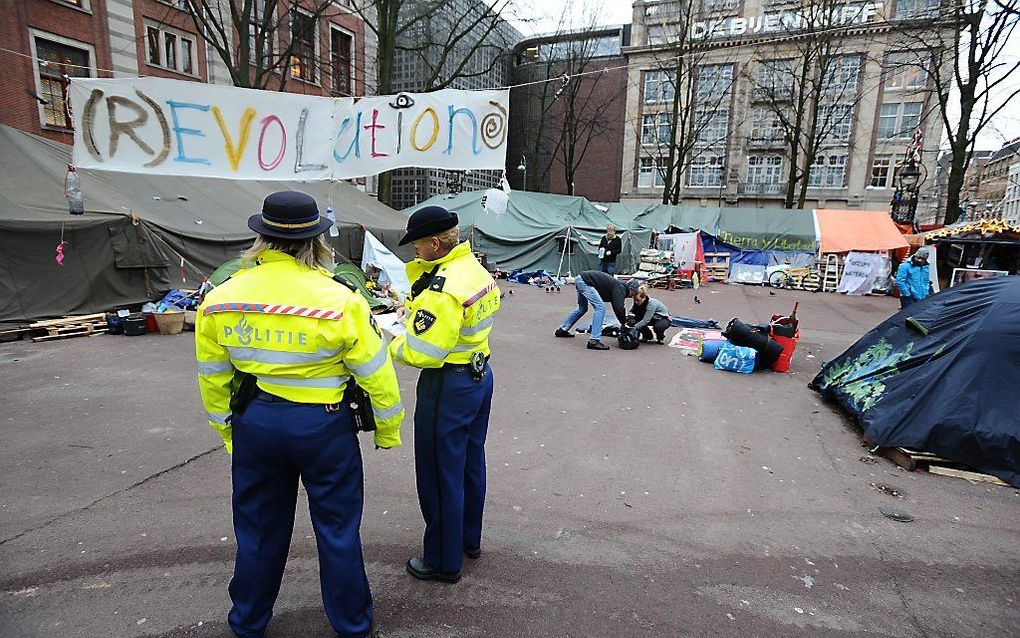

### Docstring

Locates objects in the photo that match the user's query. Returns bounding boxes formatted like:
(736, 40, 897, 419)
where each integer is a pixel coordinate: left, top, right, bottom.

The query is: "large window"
(750, 107, 784, 143)
(641, 113, 672, 146)
(747, 155, 784, 190)
(878, 102, 924, 139)
(694, 107, 729, 145)
(291, 9, 317, 83)
(870, 156, 893, 188)
(330, 26, 353, 96)
(688, 154, 724, 187)
(753, 59, 794, 101)
(884, 52, 927, 89)
(34, 36, 92, 129)
(703, 0, 740, 12)
(248, 0, 274, 66)
(643, 70, 676, 103)
(696, 64, 733, 101)
(820, 104, 855, 145)
(144, 22, 196, 75)
(808, 153, 848, 189)
(638, 157, 667, 188)
(896, 0, 941, 19)
(822, 55, 862, 94)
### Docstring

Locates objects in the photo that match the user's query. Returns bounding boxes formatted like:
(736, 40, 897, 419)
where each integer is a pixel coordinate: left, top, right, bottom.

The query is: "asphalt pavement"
(1, 282, 1018, 638)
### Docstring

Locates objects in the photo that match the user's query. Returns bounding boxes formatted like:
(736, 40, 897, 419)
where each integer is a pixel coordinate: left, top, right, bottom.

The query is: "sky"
(503, 0, 1020, 152)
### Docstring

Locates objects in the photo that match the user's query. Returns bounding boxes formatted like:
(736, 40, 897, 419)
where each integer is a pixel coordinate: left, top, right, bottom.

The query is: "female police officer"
(196, 191, 403, 638)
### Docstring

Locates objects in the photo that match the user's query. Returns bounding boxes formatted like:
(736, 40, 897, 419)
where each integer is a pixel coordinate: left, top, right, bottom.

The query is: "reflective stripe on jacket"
(389, 241, 500, 369)
(195, 250, 403, 452)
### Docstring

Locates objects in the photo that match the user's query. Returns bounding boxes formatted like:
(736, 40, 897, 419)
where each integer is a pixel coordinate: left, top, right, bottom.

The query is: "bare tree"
(887, 0, 1020, 224)
(745, 0, 871, 208)
(181, 0, 348, 91)
(632, 0, 739, 206)
(349, 0, 521, 205)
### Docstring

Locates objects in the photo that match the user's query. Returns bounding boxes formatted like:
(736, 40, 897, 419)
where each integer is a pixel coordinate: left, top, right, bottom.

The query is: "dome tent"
(811, 276, 1020, 486)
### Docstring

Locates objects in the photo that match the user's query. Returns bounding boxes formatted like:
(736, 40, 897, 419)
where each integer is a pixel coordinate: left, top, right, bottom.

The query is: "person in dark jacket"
(596, 226, 623, 274)
(627, 284, 671, 343)
(555, 271, 639, 350)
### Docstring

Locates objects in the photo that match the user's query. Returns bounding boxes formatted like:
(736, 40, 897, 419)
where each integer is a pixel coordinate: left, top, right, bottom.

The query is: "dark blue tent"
(811, 276, 1020, 487)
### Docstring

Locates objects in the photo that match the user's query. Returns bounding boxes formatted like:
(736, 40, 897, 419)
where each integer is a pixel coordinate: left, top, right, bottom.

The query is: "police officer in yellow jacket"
(196, 191, 403, 638)
(388, 206, 499, 583)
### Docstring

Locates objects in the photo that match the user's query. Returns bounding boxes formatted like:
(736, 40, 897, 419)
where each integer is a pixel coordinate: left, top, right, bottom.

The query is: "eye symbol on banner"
(413, 309, 437, 335)
(389, 93, 415, 109)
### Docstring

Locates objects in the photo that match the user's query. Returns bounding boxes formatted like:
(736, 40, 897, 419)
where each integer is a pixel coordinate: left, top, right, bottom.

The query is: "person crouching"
(627, 285, 671, 344)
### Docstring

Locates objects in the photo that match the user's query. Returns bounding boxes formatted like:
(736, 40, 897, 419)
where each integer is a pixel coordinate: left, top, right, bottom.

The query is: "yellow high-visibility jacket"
(195, 250, 403, 452)
(389, 241, 499, 369)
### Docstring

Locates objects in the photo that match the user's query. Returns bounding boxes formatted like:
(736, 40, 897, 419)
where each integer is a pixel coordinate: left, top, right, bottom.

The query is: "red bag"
(769, 328, 799, 373)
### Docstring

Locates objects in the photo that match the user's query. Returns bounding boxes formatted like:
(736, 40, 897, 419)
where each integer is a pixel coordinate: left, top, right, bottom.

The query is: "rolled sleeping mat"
(698, 338, 728, 362)
(724, 317, 770, 350)
(754, 338, 785, 369)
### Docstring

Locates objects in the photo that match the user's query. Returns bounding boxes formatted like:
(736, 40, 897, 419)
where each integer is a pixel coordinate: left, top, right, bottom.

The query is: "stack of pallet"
(28, 314, 108, 343)
(634, 249, 674, 282)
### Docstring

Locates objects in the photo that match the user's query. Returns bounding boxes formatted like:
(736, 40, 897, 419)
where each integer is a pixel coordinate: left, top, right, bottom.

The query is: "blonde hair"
(241, 234, 333, 270)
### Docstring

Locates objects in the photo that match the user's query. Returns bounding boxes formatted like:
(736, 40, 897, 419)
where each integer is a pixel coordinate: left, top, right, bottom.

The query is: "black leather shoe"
(554, 328, 574, 338)
(406, 557, 461, 583)
(587, 339, 609, 350)
(464, 546, 481, 559)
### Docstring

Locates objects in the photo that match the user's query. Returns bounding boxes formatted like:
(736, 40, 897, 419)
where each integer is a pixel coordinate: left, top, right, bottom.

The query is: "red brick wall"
(0, 0, 113, 143)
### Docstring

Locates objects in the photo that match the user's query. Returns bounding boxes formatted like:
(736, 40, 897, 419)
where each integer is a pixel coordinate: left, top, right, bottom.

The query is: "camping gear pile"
(812, 275, 1020, 487)
(692, 304, 800, 374)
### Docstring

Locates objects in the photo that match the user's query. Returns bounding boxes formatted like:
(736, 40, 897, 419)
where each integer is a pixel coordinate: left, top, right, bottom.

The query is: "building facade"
(507, 26, 630, 201)
(1, 0, 374, 152)
(1003, 162, 1020, 226)
(974, 139, 1020, 218)
(619, 0, 950, 214)
(388, 0, 520, 211)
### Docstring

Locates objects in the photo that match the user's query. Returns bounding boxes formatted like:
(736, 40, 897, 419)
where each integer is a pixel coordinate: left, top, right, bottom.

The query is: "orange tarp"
(815, 209, 910, 254)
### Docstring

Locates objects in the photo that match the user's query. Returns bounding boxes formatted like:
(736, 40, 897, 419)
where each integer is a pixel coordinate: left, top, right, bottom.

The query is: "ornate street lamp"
(891, 158, 924, 227)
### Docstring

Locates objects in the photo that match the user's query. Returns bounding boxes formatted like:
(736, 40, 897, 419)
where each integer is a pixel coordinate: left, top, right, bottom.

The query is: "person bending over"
(555, 270, 639, 350)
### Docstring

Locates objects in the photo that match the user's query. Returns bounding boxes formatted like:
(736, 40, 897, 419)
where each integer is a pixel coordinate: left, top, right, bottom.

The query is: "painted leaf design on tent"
(820, 338, 916, 413)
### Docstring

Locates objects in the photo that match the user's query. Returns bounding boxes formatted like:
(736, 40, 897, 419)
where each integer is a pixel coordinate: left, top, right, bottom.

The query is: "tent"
(815, 209, 909, 254)
(811, 275, 1020, 487)
(0, 126, 410, 326)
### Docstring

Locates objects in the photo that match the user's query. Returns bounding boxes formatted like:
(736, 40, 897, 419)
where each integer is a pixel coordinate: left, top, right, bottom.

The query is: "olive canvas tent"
(0, 125, 409, 326)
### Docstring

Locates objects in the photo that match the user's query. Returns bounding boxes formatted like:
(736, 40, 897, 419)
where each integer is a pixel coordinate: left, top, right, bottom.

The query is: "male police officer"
(196, 191, 403, 638)
(387, 205, 499, 583)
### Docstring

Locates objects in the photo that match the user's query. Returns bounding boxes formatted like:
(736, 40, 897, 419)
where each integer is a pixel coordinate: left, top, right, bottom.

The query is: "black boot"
(587, 339, 610, 350)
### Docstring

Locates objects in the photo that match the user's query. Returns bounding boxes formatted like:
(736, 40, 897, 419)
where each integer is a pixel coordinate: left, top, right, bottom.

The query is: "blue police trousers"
(229, 397, 372, 638)
(414, 364, 493, 574)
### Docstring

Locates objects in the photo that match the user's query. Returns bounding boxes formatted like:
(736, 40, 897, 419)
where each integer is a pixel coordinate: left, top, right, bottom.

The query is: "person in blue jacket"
(895, 251, 931, 308)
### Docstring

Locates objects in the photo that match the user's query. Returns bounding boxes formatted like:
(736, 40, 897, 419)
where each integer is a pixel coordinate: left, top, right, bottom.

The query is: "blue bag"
(713, 343, 757, 374)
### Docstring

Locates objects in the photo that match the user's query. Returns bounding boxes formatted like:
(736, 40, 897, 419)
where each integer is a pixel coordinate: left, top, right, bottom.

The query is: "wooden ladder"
(821, 254, 841, 292)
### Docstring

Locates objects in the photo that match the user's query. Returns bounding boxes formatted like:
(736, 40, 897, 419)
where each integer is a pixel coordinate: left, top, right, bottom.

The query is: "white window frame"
(822, 54, 861, 95)
(696, 63, 734, 101)
(750, 107, 784, 142)
(895, 0, 941, 20)
(143, 21, 199, 77)
(747, 155, 784, 186)
(643, 70, 676, 104)
(638, 157, 667, 188)
(29, 29, 97, 131)
(329, 23, 356, 96)
(641, 114, 657, 145)
(870, 156, 893, 188)
(248, 0, 278, 68)
(694, 106, 729, 145)
(290, 7, 320, 85)
(877, 102, 924, 139)
(687, 154, 724, 188)
(753, 59, 794, 101)
(808, 153, 848, 189)
(821, 104, 855, 145)
(884, 51, 928, 90)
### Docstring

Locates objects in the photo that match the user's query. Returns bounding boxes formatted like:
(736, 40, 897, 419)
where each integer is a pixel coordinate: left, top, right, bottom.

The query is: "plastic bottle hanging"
(326, 207, 339, 237)
(65, 164, 84, 215)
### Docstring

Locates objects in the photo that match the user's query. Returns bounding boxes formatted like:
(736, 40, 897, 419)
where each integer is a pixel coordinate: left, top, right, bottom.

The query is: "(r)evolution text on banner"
(69, 77, 509, 180)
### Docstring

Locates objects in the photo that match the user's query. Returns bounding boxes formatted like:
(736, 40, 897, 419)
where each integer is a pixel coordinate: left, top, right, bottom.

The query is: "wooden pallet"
(704, 252, 730, 282)
(864, 437, 1010, 487)
(28, 314, 109, 343)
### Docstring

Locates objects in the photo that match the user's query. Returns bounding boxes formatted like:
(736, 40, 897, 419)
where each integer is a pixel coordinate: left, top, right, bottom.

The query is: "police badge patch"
(413, 309, 437, 335)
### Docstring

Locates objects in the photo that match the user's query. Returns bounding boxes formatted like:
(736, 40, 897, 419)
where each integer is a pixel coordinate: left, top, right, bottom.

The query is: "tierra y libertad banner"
(69, 77, 509, 180)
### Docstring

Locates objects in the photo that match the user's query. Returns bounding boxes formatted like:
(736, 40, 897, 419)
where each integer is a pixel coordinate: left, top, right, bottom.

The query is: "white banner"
(69, 77, 509, 180)
(837, 251, 885, 296)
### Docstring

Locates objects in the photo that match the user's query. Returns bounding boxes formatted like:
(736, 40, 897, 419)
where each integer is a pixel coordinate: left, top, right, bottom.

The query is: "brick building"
(1, 0, 373, 145)
(508, 25, 630, 202)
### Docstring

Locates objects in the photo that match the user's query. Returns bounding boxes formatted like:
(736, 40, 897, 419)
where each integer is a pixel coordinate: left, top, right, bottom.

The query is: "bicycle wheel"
(769, 270, 793, 289)
(800, 271, 822, 292)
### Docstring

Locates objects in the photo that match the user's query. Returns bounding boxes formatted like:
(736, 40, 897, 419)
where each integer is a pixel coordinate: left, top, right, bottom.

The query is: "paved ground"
(1, 282, 1018, 638)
